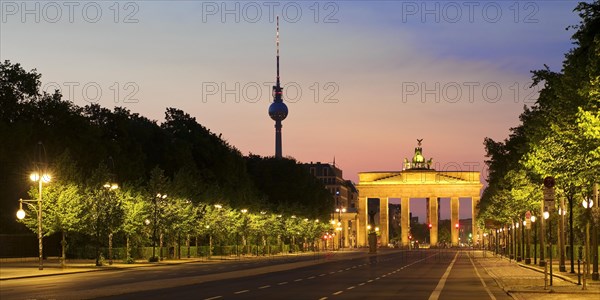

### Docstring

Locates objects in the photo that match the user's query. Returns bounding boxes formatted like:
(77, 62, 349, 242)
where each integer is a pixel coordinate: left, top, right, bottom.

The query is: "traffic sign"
(543, 187, 555, 201)
(543, 176, 555, 188)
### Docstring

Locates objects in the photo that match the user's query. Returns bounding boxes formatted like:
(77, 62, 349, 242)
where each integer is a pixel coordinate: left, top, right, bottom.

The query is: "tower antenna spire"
(275, 15, 281, 97)
(268, 15, 288, 159)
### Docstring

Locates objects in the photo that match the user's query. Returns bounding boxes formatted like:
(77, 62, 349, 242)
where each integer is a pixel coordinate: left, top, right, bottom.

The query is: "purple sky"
(1, 1, 583, 221)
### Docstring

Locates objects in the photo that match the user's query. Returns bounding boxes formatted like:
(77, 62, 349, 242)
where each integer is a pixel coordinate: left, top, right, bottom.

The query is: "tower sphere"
(269, 101, 288, 121)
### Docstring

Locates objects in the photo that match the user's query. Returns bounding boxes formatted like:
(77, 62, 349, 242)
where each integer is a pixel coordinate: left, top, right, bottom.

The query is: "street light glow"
(543, 211, 550, 219)
(582, 198, 594, 209)
(30, 172, 39, 182)
(531, 215, 536, 223)
(16, 208, 25, 220)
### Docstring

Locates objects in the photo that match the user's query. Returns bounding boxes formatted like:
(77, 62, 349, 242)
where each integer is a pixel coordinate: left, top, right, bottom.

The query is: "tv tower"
(268, 16, 288, 159)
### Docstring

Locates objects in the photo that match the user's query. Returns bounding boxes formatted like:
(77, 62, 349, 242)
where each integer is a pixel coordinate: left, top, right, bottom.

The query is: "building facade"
(304, 162, 359, 248)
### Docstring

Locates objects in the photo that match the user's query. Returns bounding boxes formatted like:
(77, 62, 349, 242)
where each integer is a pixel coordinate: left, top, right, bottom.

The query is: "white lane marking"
(345, 268, 351, 270)
(330, 271, 336, 274)
(347, 286, 355, 290)
(428, 251, 459, 300)
(204, 296, 222, 300)
(307, 276, 316, 279)
(367, 279, 373, 283)
(294, 278, 303, 282)
(358, 282, 365, 286)
(375, 277, 380, 280)
(258, 285, 271, 289)
(319, 297, 328, 300)
(332, 291, 343, 295)
(278, 281, 288, 285)
(319, 273, 326, 276)
(234, 290, 249, 294)
(468, 253, 497, 300)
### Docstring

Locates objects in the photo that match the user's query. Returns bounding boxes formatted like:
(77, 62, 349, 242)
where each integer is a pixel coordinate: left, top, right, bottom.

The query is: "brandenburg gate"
(356, 140, 483, 247)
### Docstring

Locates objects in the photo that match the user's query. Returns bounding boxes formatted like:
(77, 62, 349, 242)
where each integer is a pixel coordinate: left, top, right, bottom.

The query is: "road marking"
(204, 296, 222, 300)
(345, 267, 351, 270)
(330, 271, 336, 274)
(258, 285, 271, 289)
(307, 276, 316, 279)
(347, 286, 355, 290)
(375, 277, 380, 280)
(338, 270, 343, 273)
(319, 273, 326, 276)
(294, 278, 303, 282)
(332, 291, 343, 295)
(428, 251, 459, 300)
(234, 290, 249, 294)
(278, 281, 288, 285)
(367, 279, 373, 283)
(318, 297, 328, 300)
(468, 253, 497, 300)
(358, 282, 365, 286)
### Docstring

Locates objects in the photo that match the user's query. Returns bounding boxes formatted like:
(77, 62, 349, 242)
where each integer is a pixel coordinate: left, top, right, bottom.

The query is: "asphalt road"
(1, 250, 513, 300)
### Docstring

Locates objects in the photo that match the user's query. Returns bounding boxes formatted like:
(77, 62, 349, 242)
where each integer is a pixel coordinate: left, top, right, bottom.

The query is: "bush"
(148, 256, 159, 262)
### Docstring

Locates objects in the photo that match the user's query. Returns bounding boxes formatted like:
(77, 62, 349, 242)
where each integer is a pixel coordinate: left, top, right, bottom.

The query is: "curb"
(0, 251, 369, 281)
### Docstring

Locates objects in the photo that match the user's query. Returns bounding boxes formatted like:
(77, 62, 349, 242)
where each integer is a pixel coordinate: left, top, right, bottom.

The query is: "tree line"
(479, 2, 599, 244)
(0, 60, 333, 263)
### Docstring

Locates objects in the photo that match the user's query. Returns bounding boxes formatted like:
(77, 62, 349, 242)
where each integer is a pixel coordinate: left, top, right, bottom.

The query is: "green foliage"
(0, 58, 336, 253)
(480, 2, 600, 230)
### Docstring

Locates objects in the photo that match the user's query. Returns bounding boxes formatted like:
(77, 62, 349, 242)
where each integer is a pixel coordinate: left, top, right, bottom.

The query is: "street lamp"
(582, 197, 594, 289)
(522, 219, 527, 264)
(103, 182, 119, 265)
(543, 210, 552, 286)
(516, 222, 522, 261)
(16, 171, 51, 270)
(151, 193, 167, 261)
(531, 215, 537, 265)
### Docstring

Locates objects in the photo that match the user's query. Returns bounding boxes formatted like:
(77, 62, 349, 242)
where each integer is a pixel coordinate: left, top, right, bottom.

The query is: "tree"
(84, 164, 124, 266)
(18, 150, 86, 268)
(119, 186, 148, 263)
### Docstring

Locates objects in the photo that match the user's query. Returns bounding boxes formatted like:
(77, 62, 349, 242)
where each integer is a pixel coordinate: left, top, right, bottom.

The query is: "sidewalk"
(0, 250, 366, 281)
(473, 250, 600, 300)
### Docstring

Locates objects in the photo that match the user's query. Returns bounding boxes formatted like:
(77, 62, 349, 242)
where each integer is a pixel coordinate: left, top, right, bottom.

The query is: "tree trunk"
(126, 235, 131, 262)
(159, 232, 164, 261)
(177, 232, 181, 259)
(95, 231, 101, 266)
(195, 235, 199, 257)
(61, 231, 66, 269)
(108, 233, 113, 265)
(208, 234, 212, 258)
(186, 234, 191, 258)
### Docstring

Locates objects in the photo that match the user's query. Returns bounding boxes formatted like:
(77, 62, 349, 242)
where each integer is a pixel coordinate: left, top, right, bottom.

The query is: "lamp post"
(152, 193, 167, 261)
(103, 183, 118, 265)
(544, 210, 552, 286)
(559, 205, 566, 272)
(335, 207, 346, 249)
(592, 183, 599, 281)
(582, 196, 594, 289)
(16, 172, 51, 270)
(531, 215, 537, 265)
(540, 210, 546, 267)
(522, 219, 527, 264)
(516, 221, 521, 262)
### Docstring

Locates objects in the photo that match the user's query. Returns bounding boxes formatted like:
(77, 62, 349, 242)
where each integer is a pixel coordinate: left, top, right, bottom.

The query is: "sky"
(0, 0, 583, 221)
